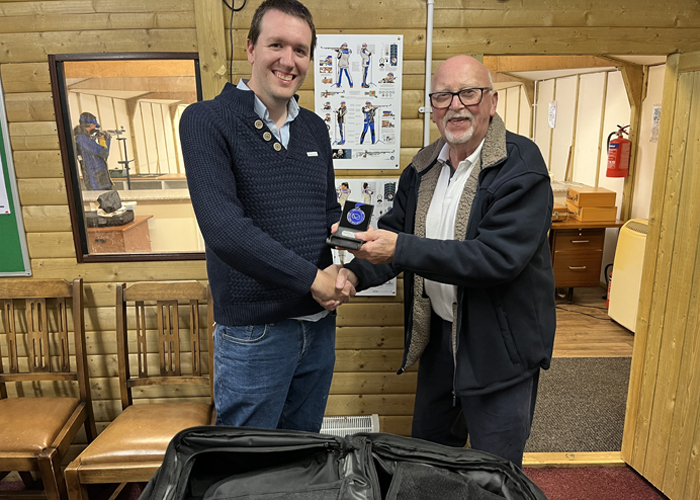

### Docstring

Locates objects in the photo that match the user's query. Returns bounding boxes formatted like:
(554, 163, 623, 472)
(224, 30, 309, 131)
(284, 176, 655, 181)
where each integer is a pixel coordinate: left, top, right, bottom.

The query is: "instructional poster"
(314, 35, 403, 170)
(332, 177, 399, 296)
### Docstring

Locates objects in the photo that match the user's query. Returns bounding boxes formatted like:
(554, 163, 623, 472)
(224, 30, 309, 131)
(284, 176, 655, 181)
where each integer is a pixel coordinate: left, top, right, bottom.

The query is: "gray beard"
(442, 111, 474, 144)
(445, 126, 473, 144)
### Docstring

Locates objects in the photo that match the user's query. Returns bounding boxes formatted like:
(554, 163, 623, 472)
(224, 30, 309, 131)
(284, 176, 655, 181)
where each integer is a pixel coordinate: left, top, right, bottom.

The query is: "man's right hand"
(311, 267, 354, 311)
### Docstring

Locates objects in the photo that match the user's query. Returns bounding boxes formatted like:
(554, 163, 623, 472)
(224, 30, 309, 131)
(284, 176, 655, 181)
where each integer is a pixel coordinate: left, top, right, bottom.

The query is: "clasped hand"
(310, 264, 357, 310)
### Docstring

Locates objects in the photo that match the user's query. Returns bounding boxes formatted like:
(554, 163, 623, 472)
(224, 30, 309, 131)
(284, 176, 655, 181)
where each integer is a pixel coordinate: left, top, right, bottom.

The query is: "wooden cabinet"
(87, 215, 153, 254)
(549, 220, 623, 289)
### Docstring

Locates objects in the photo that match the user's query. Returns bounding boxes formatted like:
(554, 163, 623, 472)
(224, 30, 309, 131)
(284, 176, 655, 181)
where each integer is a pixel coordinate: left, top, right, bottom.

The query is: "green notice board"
(0, 77, 31, 276)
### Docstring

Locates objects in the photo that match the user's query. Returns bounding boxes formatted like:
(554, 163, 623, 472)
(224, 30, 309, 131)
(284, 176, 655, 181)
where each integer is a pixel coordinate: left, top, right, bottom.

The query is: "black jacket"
(346, 114, 556, 396)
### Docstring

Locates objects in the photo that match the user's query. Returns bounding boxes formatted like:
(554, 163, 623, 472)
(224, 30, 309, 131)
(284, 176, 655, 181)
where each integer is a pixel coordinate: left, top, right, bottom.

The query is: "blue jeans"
(213, 314, 336, 432)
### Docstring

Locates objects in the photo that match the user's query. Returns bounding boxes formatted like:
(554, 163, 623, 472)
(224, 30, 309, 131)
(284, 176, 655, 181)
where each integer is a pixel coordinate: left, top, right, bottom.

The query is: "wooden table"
(549, 218, 624, 301)
(87, 215, 153, 254)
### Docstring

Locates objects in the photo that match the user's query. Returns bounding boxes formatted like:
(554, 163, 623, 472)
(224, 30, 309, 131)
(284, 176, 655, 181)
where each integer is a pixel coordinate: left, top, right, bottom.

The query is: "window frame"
(49, 52, 205, 263)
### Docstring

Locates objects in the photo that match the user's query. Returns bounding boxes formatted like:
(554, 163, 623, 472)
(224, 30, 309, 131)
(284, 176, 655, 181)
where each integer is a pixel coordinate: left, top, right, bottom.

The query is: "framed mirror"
(50, 53, 205, 262)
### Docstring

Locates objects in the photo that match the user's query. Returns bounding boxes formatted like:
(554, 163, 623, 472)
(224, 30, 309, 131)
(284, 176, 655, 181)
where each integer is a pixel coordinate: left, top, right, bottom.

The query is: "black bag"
(139, 427, 548, 500)
(84, 210, 134, 228)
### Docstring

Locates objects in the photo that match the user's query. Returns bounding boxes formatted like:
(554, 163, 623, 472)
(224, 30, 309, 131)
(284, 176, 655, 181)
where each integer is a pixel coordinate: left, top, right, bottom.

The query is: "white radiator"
(608, 219, 648, 332)
(320, 415, 380, 437)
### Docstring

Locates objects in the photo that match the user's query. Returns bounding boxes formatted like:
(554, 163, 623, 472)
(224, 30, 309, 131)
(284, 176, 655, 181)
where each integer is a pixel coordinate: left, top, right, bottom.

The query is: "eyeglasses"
(429, 88, 492, 108)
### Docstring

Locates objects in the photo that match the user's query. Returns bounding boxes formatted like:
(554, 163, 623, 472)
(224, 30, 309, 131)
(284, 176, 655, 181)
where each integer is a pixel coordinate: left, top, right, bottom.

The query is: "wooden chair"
(0, 278, 97, 500)
(64, 281, 214, 500)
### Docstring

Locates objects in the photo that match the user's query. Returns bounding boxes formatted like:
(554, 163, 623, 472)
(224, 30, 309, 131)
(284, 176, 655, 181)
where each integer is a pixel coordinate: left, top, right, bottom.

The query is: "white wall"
(572, 72, 607, 186)
(534, 79, 555, 167)
(549, 76, 578, 180)
(495, 83, 531, 136)
(631, 64, 666, 221)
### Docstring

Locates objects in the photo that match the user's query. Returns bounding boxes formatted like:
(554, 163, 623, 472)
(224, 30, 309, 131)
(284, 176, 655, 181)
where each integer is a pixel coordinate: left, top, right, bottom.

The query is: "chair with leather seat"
(0, 278, 97, 500)
(64, 281, 214, 500)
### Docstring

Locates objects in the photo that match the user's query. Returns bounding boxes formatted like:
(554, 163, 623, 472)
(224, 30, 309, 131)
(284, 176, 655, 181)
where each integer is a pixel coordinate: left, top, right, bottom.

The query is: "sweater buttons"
(273, 142, 282, 152)
(263, 131, 272, 141)
(254, 120, 264, 129)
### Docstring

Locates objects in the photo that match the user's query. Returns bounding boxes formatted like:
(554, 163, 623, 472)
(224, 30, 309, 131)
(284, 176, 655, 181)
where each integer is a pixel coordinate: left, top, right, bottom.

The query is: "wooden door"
(622, 51, 700, 499)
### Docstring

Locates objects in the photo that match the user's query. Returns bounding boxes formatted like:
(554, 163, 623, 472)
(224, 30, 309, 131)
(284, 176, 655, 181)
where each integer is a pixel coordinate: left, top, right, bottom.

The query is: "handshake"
(310, 221, 399, 311)
(310, 264, 358, 311)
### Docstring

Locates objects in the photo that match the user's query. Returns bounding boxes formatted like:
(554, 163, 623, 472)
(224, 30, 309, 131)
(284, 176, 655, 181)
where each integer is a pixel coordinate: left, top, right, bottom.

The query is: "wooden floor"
(553, 286, 634, 358)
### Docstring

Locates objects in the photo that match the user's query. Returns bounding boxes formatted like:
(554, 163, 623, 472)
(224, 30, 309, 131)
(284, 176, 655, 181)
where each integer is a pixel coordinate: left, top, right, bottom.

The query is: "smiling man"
(334, 55, 556, 468)
(179, 0, 353, 432)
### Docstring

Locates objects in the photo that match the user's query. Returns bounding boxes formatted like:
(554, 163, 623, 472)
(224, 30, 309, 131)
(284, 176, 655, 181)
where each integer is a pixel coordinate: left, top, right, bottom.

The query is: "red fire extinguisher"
(606, 125, 631, 177)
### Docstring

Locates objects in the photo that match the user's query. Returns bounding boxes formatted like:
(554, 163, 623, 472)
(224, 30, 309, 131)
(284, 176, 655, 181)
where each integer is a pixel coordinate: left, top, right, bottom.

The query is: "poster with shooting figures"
(332, 177, 398, 296)
(314, 35, 403, 170)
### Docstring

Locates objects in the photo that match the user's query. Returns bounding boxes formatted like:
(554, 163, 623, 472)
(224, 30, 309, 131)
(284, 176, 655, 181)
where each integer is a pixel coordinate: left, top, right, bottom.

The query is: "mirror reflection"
(56, 56, 204, 258)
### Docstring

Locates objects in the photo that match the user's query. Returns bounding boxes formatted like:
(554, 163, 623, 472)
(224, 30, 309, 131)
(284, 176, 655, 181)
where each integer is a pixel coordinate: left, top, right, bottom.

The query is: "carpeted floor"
(526, 357, 632, 453)
(525, 467, 667, 500)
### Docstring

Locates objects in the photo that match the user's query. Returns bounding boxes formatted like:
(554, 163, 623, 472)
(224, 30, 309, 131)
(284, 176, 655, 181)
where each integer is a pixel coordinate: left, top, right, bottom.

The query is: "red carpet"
(525, 467, 667, 500)
(4, 469, 668, 499)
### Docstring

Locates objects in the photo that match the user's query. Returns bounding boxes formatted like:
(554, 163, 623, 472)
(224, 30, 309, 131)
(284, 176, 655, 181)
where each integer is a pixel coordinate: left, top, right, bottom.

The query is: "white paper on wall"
(650, 104, 661, 143)
(548, 100, 557, 129)
(332, 177, 399, 296)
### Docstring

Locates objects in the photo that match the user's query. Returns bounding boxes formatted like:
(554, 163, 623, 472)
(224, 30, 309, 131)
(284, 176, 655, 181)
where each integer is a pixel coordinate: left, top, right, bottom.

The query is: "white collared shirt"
(236, 79, 299, 148)
(424, 139, 485, 322)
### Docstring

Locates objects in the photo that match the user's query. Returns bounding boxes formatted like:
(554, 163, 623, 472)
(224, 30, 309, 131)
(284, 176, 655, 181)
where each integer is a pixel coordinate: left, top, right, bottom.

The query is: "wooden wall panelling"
(194, 0, 227, 100)
(28, 259, 207, 281)
(430, 28, 700, 58)
(12, 150, 64, 178)
(0, 0, 195, 16)
(22, 205, 72, 232)
(18, 178, 68, 205)
(0, 12, 195, 35)
(630, 68, 690, 474)
(224, 0, 427, 29)
(433, 2, 700, 29)
(0, 63, 52, 93)
(4, 91, 55, 122)
(641, 69, 698, 487)
(224, 29, 427, 62)
(0, 31, 198, 64)
(26, 232, 76, 259)
(8, 121, 59, 151)
(659, 71, 700, 500)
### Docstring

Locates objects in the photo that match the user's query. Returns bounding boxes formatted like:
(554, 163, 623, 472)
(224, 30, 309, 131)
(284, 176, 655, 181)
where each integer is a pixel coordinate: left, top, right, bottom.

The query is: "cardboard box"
(566, 186, 616, 208)
(566, 200, 617, 222)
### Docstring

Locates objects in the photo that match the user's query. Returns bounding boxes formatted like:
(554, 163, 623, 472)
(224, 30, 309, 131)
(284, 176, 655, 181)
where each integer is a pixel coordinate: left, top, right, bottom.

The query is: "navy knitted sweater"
(180, 84, 341, 326)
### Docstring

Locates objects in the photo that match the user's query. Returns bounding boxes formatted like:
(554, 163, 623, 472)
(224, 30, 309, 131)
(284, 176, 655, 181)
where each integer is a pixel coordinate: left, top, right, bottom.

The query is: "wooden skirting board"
(523, 451, 625, 468)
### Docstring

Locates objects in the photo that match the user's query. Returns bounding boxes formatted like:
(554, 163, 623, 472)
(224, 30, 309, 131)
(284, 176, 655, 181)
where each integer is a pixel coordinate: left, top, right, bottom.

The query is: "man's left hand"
(349, 228, 397, 264)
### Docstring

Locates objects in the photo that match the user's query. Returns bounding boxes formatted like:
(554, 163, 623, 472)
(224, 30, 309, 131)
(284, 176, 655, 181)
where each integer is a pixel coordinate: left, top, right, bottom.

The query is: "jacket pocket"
(494, 305, 522, 367)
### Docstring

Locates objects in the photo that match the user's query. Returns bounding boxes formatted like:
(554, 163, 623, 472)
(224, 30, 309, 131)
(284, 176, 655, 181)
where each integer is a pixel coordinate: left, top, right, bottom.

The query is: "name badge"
(307, 152, 318, 157)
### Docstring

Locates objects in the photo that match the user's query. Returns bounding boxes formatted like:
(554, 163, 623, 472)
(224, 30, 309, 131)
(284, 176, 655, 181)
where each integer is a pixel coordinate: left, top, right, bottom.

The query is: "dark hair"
(74, 111, 99, 137)
(248, 0, 316, 58)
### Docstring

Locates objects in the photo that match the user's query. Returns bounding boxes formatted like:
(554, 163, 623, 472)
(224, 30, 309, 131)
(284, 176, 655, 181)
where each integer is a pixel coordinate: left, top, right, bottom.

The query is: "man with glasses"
(333, 55, 555, 468)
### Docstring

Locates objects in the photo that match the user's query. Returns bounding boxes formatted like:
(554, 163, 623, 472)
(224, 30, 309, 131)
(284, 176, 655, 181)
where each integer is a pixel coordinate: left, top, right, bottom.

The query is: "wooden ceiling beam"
(484, 55, 618, 73)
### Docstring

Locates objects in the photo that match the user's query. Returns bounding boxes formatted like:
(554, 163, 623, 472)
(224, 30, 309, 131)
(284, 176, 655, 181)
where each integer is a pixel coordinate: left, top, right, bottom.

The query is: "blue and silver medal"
(347, 203, 366, 226)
